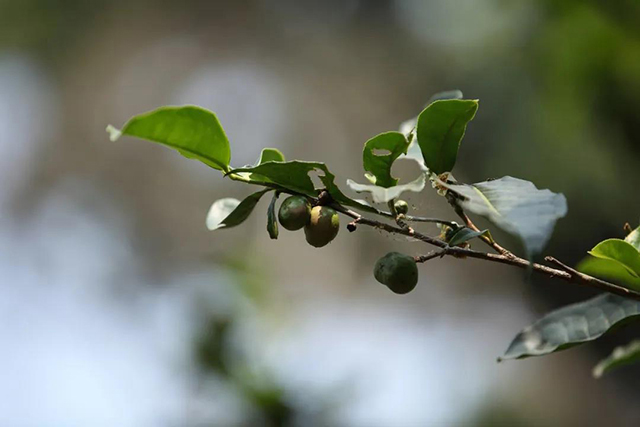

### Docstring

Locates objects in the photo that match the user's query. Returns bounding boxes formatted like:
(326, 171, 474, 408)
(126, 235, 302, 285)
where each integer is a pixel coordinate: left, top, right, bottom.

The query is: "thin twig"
(415, 249, 448, 263)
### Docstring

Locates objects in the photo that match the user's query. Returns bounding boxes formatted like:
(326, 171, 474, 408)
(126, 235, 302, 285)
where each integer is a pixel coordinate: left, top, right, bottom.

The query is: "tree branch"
(332, 203, 640, 302)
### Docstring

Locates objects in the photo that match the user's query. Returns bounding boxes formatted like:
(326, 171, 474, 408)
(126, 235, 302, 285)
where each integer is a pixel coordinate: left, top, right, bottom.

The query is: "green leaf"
(593, 340, 640, 378)
(107, 106, 231, 172)
(625, 225, 640, 252)
(577, 257, 640, 290)
(416, 99, 478, 174)
(258, 148, 285, 164)
(346, 174, 426, 204)
(399, 90, 464, 140)
(230, 161, 382, 215)
(267, 192, 279, 239)
(231, 161, 323, 196)
(399, 91, 465, 172)
(206, 189, 270, 231)
(362, 132, 410, 188)
(447, 227, 490, 247)
(500, 294, 640, 360)
(589, 239, 640, 278)
(439, 176, 567, 255)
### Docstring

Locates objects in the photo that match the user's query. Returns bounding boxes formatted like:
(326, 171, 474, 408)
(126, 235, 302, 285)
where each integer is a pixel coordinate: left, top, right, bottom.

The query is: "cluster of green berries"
(278, 196, 340, 247)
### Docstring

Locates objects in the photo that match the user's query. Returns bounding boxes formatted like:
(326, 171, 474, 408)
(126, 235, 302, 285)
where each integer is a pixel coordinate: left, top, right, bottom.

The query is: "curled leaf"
(267, 192, 279, 239)
(346, 174, 426, 204)
(362, 132, 409, 188)
(206, 190, 270, 231)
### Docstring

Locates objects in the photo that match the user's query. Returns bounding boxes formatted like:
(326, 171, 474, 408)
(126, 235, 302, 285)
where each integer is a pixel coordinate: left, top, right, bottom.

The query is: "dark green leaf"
(447, 227, 490, 247)
(107, 106, 231, 172)
(267, 192, 279, 239)
(416, 99, 478, 174)
(258, 148, 285, 164)
(440, 176, 567, 255)
(589, 239, 640, 278)
(362, 132, 409, 188)
(500, 294, 640, 360)
(230, 161, 383, 215)
(593, 340, 640, 378)
(231, 161, 322, 196)
(577, 257, 640, 290)
(626, 225, 640, 251)
(346, 174, 426, 204)
(206, 190, 270, 231)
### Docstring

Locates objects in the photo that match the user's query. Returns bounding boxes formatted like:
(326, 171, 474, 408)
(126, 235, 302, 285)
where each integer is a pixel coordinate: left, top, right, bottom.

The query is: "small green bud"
(394, 200, 409, 215)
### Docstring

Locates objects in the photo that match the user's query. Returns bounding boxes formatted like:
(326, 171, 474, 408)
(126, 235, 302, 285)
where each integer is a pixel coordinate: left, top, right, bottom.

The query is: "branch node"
(415, 249, 448, 263)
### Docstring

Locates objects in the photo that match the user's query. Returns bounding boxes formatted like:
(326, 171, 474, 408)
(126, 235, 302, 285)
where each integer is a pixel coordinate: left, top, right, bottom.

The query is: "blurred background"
(1, 0, 639, 426)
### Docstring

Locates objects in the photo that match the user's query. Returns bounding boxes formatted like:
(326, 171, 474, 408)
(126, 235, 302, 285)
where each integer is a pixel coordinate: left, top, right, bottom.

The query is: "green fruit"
(394, 200, 409, 215)
(304, 206, 339, 247)
(374, 252, 419, 294)
(278, 196, 311, 230)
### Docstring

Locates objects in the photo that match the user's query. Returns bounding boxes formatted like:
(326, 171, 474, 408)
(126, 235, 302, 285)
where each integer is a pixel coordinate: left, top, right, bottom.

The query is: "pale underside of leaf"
(440, 176, 568, 255)
(625, 225, 640, 251)
(206, 198, 241, 230)
(206, 189, 270, 231)
(346, 174, 426, 204)
(500, 293, 640, 360)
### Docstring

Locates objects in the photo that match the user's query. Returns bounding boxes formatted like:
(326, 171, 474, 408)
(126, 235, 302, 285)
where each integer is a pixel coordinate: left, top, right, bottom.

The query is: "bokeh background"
(1, 1, 639, 426)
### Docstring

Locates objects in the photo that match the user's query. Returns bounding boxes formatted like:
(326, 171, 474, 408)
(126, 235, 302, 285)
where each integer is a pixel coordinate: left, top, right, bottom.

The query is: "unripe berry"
(374, 252, 419, 294)
(304, 206, 339, 247)
(278, 196, 311, 231)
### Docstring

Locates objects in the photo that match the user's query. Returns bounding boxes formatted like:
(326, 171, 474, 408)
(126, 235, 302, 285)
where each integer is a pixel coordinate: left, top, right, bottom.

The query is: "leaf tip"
(106, 124, 122, 142)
